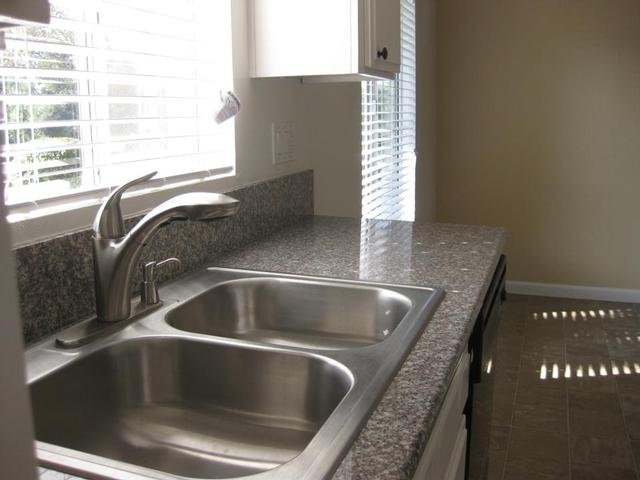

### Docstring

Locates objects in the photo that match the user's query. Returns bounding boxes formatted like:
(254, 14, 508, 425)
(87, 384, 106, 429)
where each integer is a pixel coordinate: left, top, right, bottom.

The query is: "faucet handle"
(140, 257, 182, 306)
(93, 171, 157, 239)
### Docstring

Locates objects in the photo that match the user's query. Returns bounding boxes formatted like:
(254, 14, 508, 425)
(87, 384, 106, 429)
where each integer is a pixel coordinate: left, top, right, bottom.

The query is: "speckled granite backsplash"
(15, 170, 313, 344)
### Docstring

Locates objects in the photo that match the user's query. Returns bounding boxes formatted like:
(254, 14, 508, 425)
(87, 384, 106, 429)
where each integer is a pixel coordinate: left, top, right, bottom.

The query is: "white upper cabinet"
(250, 0, 401, 82)
(364, 0, 401, 74)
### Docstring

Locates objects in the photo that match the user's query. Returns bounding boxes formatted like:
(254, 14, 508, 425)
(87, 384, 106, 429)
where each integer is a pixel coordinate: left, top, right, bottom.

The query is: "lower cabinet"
(413, 353, 470, 480)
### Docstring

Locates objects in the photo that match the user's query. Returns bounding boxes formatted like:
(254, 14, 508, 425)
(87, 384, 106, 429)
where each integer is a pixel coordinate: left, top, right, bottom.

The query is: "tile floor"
(489, 294, 640, 480)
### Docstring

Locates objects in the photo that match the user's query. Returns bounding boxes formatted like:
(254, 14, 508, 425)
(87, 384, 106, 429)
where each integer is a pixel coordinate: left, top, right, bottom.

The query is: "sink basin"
(27, 268, 443, 480)
(166, 277, 412, 349)
(30, 338, 352, 479)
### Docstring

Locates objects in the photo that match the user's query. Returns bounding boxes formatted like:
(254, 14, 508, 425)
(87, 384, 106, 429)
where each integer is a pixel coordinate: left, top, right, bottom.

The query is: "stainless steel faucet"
(92, 171, 240, 323)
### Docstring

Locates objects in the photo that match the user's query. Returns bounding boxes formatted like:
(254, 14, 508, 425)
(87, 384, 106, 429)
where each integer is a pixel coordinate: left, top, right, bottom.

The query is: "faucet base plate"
(56, 299, 165, 349)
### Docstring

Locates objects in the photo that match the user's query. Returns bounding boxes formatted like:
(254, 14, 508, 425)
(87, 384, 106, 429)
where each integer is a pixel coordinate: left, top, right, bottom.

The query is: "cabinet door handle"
(377, 47, 389, 60)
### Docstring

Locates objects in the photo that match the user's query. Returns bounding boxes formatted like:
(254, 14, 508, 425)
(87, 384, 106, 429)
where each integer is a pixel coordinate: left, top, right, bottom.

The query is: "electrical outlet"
(272, 121, 295, 164)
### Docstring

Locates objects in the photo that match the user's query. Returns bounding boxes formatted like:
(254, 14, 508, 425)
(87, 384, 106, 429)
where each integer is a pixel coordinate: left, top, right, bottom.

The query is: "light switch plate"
(272, 121, 295, 164)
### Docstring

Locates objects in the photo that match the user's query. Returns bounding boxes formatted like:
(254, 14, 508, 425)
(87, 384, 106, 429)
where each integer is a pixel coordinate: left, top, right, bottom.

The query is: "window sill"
(8, 168, 236, 248)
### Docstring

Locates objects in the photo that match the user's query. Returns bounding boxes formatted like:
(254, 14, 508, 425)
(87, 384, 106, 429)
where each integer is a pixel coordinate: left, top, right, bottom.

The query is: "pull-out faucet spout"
(92, 172, 240, 323)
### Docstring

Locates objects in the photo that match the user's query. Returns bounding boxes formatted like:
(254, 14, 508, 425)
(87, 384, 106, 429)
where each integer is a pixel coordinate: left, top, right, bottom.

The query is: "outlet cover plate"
(272, 121, 295, 164)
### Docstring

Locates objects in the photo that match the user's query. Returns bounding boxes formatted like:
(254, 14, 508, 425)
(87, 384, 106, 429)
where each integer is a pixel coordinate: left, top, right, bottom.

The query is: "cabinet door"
(412, 354, 470, 480)
(364, 0, 401, 74)
(252, 0, 356, 77)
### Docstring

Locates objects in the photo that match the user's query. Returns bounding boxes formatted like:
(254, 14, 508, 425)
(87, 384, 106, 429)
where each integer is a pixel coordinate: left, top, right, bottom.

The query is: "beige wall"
(436, 0, 640, 289)
(232, 1, 313, 190)
(415, 0, 438, 223)
(305, 81, 364, 218)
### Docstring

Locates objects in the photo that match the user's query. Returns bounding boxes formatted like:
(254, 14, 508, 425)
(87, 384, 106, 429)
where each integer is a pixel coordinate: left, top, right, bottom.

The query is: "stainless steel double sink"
(26, 268, 443, 480)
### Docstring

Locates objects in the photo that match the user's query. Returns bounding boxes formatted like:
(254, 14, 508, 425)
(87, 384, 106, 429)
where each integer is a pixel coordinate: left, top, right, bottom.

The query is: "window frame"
(7, 168, 241, 246)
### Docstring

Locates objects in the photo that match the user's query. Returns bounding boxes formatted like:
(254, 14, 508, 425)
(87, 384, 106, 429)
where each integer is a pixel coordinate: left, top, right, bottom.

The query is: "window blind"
(0, 0, 234, 208)
(361, 0, 416, 222)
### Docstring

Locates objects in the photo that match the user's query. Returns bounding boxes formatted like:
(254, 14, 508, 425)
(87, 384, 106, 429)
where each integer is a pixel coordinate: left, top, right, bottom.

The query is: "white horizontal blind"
(0, 0, 234, 208)
(361, 0, 416, 221)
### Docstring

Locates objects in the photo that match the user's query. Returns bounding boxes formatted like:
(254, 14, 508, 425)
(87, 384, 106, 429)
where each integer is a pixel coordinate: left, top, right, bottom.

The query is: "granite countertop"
(40, 215, 506, 480)
(213, 216, 507, 480)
